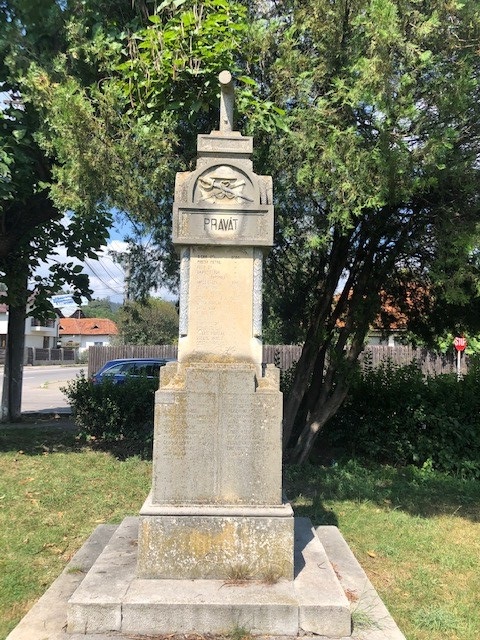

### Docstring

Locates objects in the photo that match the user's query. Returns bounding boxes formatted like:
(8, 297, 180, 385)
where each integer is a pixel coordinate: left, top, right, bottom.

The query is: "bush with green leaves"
(322, 356, 480, 479)
(62, 372, 155, 457)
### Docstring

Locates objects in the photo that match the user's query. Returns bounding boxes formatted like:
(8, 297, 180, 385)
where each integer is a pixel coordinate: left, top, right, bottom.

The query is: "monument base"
(67, 516, 351, 637)
(138, 496, 295, 580)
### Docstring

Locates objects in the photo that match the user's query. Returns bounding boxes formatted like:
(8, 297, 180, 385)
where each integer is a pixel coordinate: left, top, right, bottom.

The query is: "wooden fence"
(87, 344, 465, 378)
(360, 345, 463, 377)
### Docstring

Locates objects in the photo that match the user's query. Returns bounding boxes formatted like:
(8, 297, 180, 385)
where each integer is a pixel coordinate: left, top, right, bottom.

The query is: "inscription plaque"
(173, 159, 273, 247)
(174, 206, 271, 246)
(182, 246, 257, 361)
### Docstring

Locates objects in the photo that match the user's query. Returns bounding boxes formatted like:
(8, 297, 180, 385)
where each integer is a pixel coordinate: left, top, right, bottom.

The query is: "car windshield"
(100, 362, 162, 377)
(101, 363, 130, 375)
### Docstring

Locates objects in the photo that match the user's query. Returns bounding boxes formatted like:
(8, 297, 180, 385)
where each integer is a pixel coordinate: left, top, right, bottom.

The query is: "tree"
(0, 0, 125, 420)
(252, 0, 480, 461)
(117, 298, 179, 345)
(81, 298, 121, 321)
(27, 0, 284, 298)
(0, 0, 259, 419)
(13, 0, 480, 466)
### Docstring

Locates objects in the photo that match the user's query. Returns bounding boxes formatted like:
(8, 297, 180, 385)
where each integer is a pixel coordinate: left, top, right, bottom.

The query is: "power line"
(83, 260, 124, 296)
(85, 256, 124, 289)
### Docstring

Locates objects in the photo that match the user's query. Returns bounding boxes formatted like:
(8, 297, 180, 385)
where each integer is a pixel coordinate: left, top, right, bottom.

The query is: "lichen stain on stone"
(166, 521, 237, 559)
(181, 353, 254, 365)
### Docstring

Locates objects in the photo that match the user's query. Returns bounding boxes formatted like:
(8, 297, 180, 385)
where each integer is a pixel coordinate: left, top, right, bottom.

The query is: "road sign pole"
(454, 336, 467, 380)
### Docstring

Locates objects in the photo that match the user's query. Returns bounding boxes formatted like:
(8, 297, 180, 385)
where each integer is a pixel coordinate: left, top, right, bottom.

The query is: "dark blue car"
(91, 358, 175, 385)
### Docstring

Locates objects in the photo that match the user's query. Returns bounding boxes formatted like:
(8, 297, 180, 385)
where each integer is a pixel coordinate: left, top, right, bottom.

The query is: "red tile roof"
(59, 318, 119, 336)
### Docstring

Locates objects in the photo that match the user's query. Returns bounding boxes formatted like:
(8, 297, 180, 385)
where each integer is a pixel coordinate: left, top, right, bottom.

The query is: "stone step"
(67, 517, 351, 637)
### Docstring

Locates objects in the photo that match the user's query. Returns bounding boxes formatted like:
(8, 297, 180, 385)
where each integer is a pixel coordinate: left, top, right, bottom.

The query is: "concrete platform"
(6, 520, 406, 640)
(67, 517, 350, 637)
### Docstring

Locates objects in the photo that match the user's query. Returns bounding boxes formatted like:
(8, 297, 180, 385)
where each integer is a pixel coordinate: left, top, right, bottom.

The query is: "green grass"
(0, 419, 151, 639)
(285, 461, 480, 640)
(1, 421, 479, 640)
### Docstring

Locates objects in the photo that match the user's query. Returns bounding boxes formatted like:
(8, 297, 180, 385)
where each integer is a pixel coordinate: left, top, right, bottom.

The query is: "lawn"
(1, 418, 479, 640)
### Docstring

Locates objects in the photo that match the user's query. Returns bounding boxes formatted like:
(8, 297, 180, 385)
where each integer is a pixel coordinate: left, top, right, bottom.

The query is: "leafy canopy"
(117, 297, 179, 345)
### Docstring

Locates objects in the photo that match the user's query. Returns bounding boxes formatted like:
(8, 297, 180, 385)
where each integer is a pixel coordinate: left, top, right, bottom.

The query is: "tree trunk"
(1, 265, 28, 422)
(290, 380, 350, 464)
(282, 230, 353, 448)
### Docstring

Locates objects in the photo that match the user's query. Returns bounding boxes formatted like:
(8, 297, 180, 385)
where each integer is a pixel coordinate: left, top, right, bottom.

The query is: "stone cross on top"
(219, 69, 234, 132)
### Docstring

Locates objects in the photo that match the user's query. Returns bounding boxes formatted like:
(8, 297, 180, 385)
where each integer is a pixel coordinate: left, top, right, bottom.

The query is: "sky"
(82, 215, 130, 302)
(31, 216, 173, 306)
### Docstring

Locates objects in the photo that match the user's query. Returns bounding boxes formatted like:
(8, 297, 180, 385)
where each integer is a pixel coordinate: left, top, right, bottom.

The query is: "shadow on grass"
(285, 461, 480, 523)
(0, 416, 152, 460)
(0, 416, 82, 454)
(2, 422, 478, 523)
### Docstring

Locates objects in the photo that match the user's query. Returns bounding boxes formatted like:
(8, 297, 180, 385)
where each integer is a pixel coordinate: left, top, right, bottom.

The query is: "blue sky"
(32, 215, 174, 306)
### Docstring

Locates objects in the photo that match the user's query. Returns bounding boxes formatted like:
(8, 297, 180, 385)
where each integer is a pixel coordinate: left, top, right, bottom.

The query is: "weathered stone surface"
(172, 130, 274, 249)
(9, 520, 405, 640)
(66, 517, 351, 637)
(122, 578, 299, 636)
(137, 506, 294, 580)
(197, 131, 253, 155)
(295, 519, 351, 636)
(67, 518, 139, 634)
(150, 362, 283, 507)
(176, 246, 263, 364)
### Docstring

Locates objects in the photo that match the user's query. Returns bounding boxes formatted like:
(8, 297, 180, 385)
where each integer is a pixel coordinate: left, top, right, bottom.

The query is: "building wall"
(60, 334, 114, 351)
(0, 314, 7, 348)
(24, 317, 59, 350)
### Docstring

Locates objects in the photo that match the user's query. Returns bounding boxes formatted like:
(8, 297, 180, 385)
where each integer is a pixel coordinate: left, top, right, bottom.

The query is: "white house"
(58, 317, 119, 352)
(0, 302, 60, 350)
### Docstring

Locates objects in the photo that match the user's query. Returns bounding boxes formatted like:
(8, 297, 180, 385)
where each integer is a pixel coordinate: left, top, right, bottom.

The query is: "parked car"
(91, 358, 175, 385)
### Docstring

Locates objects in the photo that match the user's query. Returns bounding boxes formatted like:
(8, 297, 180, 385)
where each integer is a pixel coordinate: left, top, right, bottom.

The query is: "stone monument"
(66, 71, 351, 638)
(136, 69, 293, 582)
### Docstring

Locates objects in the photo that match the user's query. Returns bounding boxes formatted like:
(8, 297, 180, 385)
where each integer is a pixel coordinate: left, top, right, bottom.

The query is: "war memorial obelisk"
(136, 69, 293, 581)
(66, 71, 351, 638)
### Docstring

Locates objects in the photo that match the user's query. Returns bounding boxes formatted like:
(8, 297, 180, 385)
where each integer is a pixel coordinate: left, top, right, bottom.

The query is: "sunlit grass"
(285, 461, 480, 640)
(1, 423, 479, 640)
(0, 421, 151, 639)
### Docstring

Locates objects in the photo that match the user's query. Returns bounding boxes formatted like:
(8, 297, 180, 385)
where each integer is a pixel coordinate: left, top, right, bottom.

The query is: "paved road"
(17, 365, 86, 414)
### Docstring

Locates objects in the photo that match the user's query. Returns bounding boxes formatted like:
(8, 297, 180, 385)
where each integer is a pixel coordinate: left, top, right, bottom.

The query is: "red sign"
(454, 336, 467, 351)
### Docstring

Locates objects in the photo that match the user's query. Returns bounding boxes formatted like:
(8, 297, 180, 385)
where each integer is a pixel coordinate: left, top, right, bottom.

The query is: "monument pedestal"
(67, 517, 352, 638)
(147, 362, 284, 507)
(138, 501, 294, 580)
(66, 359, 351, 636)
(136, 361, 294, 581)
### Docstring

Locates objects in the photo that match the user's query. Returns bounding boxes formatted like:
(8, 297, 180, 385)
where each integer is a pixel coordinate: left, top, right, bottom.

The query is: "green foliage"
(21, 0, 285, 300)
(81, 297, 121, 321)
(323, 357, 480, 479)
(279, 356, 297, 396)
(61, 372, 155, 456)
(119, 0, 248, 118)
(258, 0, 480, 461)
(117, 297, 179, 345)
(115, 0, 286, 133)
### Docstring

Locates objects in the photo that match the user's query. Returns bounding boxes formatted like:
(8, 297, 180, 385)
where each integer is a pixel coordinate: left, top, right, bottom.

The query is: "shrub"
(61, 372, 155, 457)
(322, 356, 480, 479)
